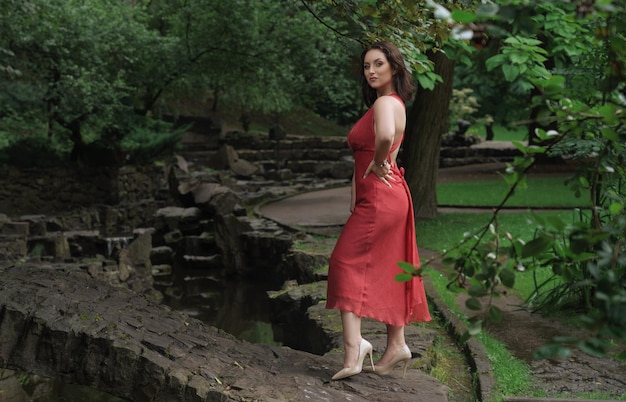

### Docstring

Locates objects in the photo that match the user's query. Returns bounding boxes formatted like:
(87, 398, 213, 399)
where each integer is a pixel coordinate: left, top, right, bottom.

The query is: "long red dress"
(325, 94, 431, 326)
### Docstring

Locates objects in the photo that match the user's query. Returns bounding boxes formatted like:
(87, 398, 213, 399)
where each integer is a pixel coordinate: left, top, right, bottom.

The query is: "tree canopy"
(0, 0, 359, 165)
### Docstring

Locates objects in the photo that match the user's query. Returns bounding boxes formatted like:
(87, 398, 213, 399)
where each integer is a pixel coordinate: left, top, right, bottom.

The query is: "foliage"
(0, 0, 179, 163)
(145, 0, 359, 122)
(120, 119, 185, 164)
(0, 0, 359, 165)
(400, 0, 626, 360)
(309, 0, 477, 89)
(447, 87, 494, 131)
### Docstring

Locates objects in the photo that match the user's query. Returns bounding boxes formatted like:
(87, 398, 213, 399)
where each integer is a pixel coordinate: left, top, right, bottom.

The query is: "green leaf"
(512, 141, 528, 154)
(397, 261, 417, 274)
(577, 339, 607, 358)
(465, 297, 482, 311)
(395, 273, 414, 282)
(485, 54, 505, 71)
(547, 216, 566, 231)
(416, 74, 436, 90)
(488, 306, 503, 323)
(598, 103, 620, 125)
(609, 202, 623, 215)
(467, 318, 483, 335)
(476, 3, 499, 16)
(502, 63, 520, 81)
(521, 236, 553, 258)
(509, 52, 529, 64)
(451, 10, 477, 23)
(601, 127, 619, 141)
(468, 285, 488, 297)
(499, 268, 516, 288)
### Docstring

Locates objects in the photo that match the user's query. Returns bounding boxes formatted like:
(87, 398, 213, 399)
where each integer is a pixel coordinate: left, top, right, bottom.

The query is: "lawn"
(415, 180, 620, 401)
(416, 210, 576, 303)
(466, 124, 527, 141)
(437, 177, 589, 208)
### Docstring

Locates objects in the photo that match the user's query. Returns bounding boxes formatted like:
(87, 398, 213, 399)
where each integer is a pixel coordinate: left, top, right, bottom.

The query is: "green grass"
(417, 210, 576, 253)
(437, 177, 590, 208)
(416, 210, 587, 305)
(426, 270, 545, 402)
(466, 124, 527, 141)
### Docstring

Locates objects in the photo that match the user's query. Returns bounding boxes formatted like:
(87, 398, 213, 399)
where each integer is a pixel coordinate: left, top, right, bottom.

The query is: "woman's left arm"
(363, 97, 397, 186)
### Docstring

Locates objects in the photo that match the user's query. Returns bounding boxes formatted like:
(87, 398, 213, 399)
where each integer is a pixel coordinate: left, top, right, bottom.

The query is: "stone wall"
(0, 165, 167, 217)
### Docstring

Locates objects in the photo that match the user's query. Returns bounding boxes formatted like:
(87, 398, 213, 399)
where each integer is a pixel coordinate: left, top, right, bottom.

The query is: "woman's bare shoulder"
(373, 94, 403, 107)
(372, 95, 404, 114)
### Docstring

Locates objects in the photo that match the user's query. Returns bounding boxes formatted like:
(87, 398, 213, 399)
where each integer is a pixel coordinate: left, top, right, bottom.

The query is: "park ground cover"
(417, 176, 626, 401)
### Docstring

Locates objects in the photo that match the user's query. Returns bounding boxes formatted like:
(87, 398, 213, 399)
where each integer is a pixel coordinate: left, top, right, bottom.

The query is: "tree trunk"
(485, 123, 495, 141)
(401, 51, 455, 220)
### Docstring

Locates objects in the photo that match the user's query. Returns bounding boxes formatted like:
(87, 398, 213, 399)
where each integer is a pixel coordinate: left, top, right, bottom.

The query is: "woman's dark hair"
(360, 41, 415, 107)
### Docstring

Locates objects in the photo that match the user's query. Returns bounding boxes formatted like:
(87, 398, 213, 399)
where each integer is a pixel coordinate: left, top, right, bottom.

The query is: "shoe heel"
(368, 349, 375, 372)
(401, 358, 410, 378)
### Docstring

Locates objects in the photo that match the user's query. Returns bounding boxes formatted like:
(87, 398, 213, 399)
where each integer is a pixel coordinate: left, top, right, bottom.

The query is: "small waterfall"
(104, 235, 134, 257)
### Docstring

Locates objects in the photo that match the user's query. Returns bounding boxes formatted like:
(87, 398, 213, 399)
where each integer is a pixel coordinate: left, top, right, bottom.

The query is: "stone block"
(0, 221, 29, 236)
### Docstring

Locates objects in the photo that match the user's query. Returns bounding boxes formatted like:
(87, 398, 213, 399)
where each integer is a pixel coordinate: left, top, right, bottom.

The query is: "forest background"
(1, 0, 625, 362)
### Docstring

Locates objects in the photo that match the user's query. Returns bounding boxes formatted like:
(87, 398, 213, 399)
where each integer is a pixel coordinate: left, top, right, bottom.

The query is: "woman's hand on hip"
(363, 160, 394, 187)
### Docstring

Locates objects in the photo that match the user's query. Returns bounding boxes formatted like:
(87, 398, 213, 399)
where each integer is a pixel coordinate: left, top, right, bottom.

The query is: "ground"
(270, 161, 626, 400)
(433, 162, 626, 400)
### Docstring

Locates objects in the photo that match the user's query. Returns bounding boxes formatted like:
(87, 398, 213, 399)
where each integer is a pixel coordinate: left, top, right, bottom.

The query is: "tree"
(142, 0, 358, 124)
(405, 51, 456, 218)
(0, 0, 180, 164)
(308, 0, 476, 219)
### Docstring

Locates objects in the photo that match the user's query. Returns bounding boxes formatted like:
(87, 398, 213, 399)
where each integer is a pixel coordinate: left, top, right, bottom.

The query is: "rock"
(276, 250, 329, 285)
(314, 157, 354, 180)
(154, 206, 203, 233)
(0, 221, 29, 236)
(269, 124, 286, 140)
(123, 232, 154, 294)
(53, 235, 71, 260)
(0, 265, 450, 402)
(150, 245, 174, 265)
(192, 182, 243, 217)
(241, 230, 293, 279)
(208, 144, 260, 178)
(213, 214, 254, 276)
(268, 281, 332, 354)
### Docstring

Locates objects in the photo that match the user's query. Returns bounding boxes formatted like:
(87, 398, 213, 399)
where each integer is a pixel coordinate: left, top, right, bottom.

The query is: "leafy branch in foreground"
(398, 0, 626, 360)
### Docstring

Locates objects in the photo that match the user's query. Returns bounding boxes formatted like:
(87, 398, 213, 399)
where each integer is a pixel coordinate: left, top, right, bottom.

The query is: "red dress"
(325, 95, 431, 326)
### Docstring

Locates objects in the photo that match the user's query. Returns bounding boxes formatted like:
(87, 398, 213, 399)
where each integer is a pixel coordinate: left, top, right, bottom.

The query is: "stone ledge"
(423, 274, 496, 402)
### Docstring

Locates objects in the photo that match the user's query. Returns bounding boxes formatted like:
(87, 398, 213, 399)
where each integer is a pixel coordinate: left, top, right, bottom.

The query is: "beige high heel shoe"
(366, 344, 412, 378)
(331, 338, 375, 380)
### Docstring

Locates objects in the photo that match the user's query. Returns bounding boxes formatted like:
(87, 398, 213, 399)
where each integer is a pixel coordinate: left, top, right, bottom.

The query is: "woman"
(326, 41, 431, 381)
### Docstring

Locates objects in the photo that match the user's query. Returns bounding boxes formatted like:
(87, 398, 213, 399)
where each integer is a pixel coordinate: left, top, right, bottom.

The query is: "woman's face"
(363, 49, 395, 94)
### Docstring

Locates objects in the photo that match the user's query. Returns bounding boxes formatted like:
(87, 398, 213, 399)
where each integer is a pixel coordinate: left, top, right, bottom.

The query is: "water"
(157, 268, 279, 345)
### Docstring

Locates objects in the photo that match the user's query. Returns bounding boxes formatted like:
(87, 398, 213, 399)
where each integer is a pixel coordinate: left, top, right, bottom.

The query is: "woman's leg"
(340, 310, 362, 367)
(377, 324, 406, 365)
